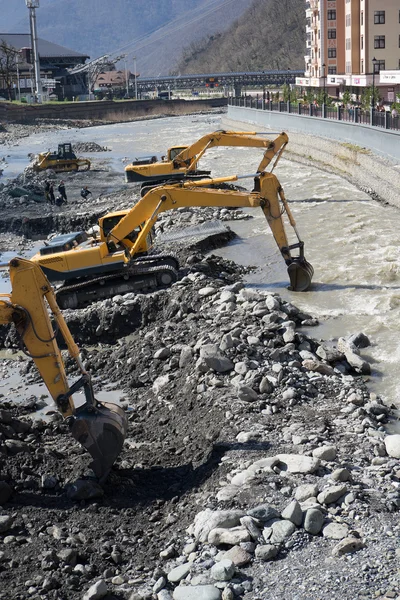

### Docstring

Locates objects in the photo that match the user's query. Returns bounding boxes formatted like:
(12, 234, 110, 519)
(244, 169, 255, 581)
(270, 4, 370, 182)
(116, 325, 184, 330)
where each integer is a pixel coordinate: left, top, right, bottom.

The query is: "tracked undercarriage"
(55, 255, 179, 309)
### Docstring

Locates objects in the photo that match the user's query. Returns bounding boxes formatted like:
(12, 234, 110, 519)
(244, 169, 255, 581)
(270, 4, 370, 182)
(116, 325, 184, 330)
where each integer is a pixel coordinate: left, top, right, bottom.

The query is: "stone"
(208, 527, 250, 546)
(384, 435, 400, 459)
(154, 348, 171, 360)
(331, 468, 351, 482)
(303, 508, 324, 535)
(199, 345, 234, 373)
(312, 446, 337, 461)
(4, 439, 30, 455)
(332, 536, 364, 556)
(66, 480, 104, 501)
(0, 515, 13, 533)
(179, 346, 193, 368)
(302, 359, 335, 376)
(236, 431, 261, 443)
(167, 563, 191, 583)
(236, 385, 258, 402)
(157, 591, 173, 600)
(294, 484, 320, 502)
(0, 482, 12, 504)
(348, 332, 370, 348)
(173, 585, 221, 600)
(198, 287, 217, 297)
(317, 485, 348, 505)
(247, 504, 280, 523)
(192, 510, 244, 542)
(275, 454, 320, 474)
(211, 559, 235, 581)
(255, 544, 278, 561)
(222, 546, 252, 567)
(322, 523, 349, 540)
(82, 579, 108, 600)
(281, 500, 303, 527)
(259, 377, 274, 394)
(269, 520, 296, 544)
(217, 485, 240, 502)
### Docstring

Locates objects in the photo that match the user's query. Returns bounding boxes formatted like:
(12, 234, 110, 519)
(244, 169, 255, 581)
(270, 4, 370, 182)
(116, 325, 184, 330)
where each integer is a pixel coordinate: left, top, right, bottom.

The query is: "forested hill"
(174, 0, 306, 74)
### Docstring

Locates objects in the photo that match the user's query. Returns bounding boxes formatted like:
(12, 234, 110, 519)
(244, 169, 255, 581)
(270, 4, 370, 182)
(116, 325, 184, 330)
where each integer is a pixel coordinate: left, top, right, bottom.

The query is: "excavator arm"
(0, 258, 127, 481)
(125, 130, 289, 183)
(108, 171, 313, 292)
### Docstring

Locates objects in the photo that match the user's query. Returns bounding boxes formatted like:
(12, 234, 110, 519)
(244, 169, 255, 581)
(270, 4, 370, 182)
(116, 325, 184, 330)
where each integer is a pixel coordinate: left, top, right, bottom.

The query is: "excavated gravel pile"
(1, 253, 400, 600)
(72, 142, 110, 153)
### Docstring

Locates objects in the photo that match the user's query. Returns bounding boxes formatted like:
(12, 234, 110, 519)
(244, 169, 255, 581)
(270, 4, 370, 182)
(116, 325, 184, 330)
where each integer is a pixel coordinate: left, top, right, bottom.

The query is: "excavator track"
(55, 258, 179, 309)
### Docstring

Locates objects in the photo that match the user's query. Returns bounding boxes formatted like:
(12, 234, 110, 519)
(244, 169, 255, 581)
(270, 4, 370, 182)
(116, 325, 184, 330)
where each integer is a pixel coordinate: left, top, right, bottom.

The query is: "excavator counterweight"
(0, 258, 127, 481)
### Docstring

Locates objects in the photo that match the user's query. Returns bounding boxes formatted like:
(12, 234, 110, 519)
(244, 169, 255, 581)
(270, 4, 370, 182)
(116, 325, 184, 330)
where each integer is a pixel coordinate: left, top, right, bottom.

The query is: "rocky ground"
(0, 127, 400, 600)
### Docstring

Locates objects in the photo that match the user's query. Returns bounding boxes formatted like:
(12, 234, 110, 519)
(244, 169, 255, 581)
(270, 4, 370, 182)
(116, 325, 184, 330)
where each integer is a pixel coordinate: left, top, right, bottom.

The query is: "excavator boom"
(125, 130, 288, 185)
(0, 258, 127, 481)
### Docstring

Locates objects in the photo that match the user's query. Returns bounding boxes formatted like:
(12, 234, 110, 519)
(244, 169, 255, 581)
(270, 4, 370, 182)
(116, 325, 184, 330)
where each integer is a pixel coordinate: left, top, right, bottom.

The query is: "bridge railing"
(228, 96, 400, 132)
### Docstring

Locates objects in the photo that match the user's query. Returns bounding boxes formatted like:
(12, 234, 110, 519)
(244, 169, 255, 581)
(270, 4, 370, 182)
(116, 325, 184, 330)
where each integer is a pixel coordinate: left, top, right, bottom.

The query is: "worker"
(44, 180, 50, 204)
(49, 182, 55, 205)
(80, 186, 92, 200)
(58, 180, 67, 202)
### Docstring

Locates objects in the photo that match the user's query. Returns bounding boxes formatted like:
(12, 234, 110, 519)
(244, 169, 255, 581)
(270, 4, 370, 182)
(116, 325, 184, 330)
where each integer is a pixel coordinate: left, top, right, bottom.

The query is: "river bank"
(1, 115, 400, 600)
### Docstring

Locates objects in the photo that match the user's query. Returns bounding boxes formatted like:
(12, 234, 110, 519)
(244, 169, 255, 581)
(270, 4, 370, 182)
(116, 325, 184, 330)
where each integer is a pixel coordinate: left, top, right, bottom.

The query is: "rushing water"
(1, 112, 400, 405)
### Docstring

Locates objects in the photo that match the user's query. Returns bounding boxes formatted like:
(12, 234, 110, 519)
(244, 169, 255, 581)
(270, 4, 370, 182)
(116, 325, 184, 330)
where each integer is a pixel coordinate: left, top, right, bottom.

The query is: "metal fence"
(228, 96, 400, 132)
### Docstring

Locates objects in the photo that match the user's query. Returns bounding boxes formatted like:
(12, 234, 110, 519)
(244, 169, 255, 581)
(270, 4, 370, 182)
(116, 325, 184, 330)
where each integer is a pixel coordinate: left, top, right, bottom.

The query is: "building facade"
(298, 0, 400, 103)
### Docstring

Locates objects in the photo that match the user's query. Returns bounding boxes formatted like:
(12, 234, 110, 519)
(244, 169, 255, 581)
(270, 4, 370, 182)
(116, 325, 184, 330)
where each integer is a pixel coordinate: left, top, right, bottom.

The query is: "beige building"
(298, 0, 400, 103)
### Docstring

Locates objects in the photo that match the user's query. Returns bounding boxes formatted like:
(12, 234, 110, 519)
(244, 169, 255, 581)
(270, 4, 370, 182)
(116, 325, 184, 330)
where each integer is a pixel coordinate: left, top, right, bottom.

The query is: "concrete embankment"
(223, 112, 400, 209)
(0, 97, 227, 125)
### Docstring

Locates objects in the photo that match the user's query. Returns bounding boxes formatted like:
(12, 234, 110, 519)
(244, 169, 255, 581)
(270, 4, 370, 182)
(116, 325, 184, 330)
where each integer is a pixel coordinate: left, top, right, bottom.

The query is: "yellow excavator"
(32, 143, 91, 173)
(124, 130, 288, 191)
(0, 258, 127, 481)
(29, 170, 314, 309)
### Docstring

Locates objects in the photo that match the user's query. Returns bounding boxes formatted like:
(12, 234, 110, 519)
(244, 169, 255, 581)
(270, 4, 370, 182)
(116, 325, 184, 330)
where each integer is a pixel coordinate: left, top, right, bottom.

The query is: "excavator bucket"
(287, 258, 314, 292)
(69, 401, 128, 483)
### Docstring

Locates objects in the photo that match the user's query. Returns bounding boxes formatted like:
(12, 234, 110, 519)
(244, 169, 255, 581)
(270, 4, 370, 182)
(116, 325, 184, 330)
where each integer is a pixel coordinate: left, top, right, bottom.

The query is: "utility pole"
(16, 52, 21, 101)
(123, 55, 129, 97)
(133, 56, 138, 100)
(26, 0, 42, 103)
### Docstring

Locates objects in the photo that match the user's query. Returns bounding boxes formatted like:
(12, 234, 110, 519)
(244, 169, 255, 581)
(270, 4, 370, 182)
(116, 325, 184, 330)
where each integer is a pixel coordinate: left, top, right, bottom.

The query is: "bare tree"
(0, 40, 19, 100)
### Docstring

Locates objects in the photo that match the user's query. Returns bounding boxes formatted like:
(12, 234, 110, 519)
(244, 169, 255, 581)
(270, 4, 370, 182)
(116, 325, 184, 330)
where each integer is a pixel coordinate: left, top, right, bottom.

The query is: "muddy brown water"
(1, 112, 400, 406)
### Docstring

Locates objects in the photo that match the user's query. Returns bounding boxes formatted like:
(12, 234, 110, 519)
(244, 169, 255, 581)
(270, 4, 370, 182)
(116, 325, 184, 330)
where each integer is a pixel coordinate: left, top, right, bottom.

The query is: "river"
(1, 112, 400, 404)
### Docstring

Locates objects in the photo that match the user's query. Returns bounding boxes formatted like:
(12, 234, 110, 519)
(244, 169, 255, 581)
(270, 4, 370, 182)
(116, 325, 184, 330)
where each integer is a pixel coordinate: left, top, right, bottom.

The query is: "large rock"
(173, 585, 221, 600)
(222, 546, 252, 567)
(255, 544, 278, 561)
(247, 504, 280, 523)
(236, 385, 258, 402)
(208, 527, 250, 546)
(281, 500, 303, 527)
(0, 515, 13, 533)
(198, 345, 234, 373)
(332, 536, 364, 556)
(312, 446, 337, 461)
(66, 480, 104, 501)
(82, 580, 108, 600)
(384, 435, 400, 459)
(322, 522, 349, 540)
(303, 508, 324, 535)
(275, 454, 321, 474)
(317, 485, 348, 505)
(210, 559, 235, 581)
(192, 510, 244, 542)
(167, 563, 191, 583)
(270, 520, 296, 544)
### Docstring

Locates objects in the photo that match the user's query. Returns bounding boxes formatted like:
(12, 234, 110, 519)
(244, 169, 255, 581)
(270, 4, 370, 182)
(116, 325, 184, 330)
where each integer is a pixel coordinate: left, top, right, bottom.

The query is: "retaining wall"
(0, 98, 227, 124)
(228, 105, 400, 163)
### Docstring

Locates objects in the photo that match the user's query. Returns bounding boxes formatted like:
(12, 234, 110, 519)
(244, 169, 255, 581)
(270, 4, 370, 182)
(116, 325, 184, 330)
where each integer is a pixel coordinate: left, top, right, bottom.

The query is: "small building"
(94, 70, 135, 97)
(0, 33, 89, 100)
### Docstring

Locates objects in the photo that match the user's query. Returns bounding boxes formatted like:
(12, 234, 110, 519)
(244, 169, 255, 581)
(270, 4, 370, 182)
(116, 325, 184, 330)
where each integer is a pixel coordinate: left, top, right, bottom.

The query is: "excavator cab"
(57, 143, 77, 160)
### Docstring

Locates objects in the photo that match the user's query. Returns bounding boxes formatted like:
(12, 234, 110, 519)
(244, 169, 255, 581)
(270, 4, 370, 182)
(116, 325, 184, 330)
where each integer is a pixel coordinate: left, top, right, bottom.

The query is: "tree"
(342, 88, 351, 107)
(0, 40, 18, 100)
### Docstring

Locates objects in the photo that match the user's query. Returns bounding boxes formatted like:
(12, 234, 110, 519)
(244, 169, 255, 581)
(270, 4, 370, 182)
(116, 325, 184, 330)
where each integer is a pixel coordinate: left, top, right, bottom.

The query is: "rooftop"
(0, 33, 89, 59)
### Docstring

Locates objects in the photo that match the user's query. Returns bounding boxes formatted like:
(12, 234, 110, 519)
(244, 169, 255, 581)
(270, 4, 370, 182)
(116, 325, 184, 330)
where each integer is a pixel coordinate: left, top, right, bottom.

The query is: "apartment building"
(298, 0, 400, 103)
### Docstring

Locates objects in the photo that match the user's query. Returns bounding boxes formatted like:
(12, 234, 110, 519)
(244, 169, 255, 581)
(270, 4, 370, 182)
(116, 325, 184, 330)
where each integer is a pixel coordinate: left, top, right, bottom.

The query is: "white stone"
(192, 509, 244, 542)
(322, 523, 349, 540)
(208, 527, 251, 546)
(173, 585, 221, 600)
(384, 435, 400, 459)
(276, 454, 321, 474)
(82, 580, 108, 600)
(198, 287, 217, 297)
(167, 563, 191, 583)
(210, 559, 235, 581)
(312, 446, 337, 461)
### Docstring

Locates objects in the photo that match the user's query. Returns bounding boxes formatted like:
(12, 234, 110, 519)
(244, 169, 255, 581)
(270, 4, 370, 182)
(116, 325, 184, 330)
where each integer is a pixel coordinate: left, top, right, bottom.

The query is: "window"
(374, 60, 385, 73)
(361, 36, 363, 50)
(328, 48, 336, 58)
(328, 29, 336, 39)
(374, 11, 385, 24)
(346, 38, 351, 50)
(346, 14, 351, 26)
(399, 34, 400, 48)
(345, 62, 351, 73)
(361, 11, 363, 26)
(374, 35, 385, 49)
(361, 59, 364, 73)
(328, 67, 337, 74)
(328, 10, 336, 20)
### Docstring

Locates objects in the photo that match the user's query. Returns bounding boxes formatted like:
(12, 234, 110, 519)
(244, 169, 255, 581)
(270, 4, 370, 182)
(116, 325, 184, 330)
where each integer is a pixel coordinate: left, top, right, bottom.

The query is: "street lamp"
(371, 56, 377, 108)
(322, 63, 326, 103)
(133, 56, 138, 100)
